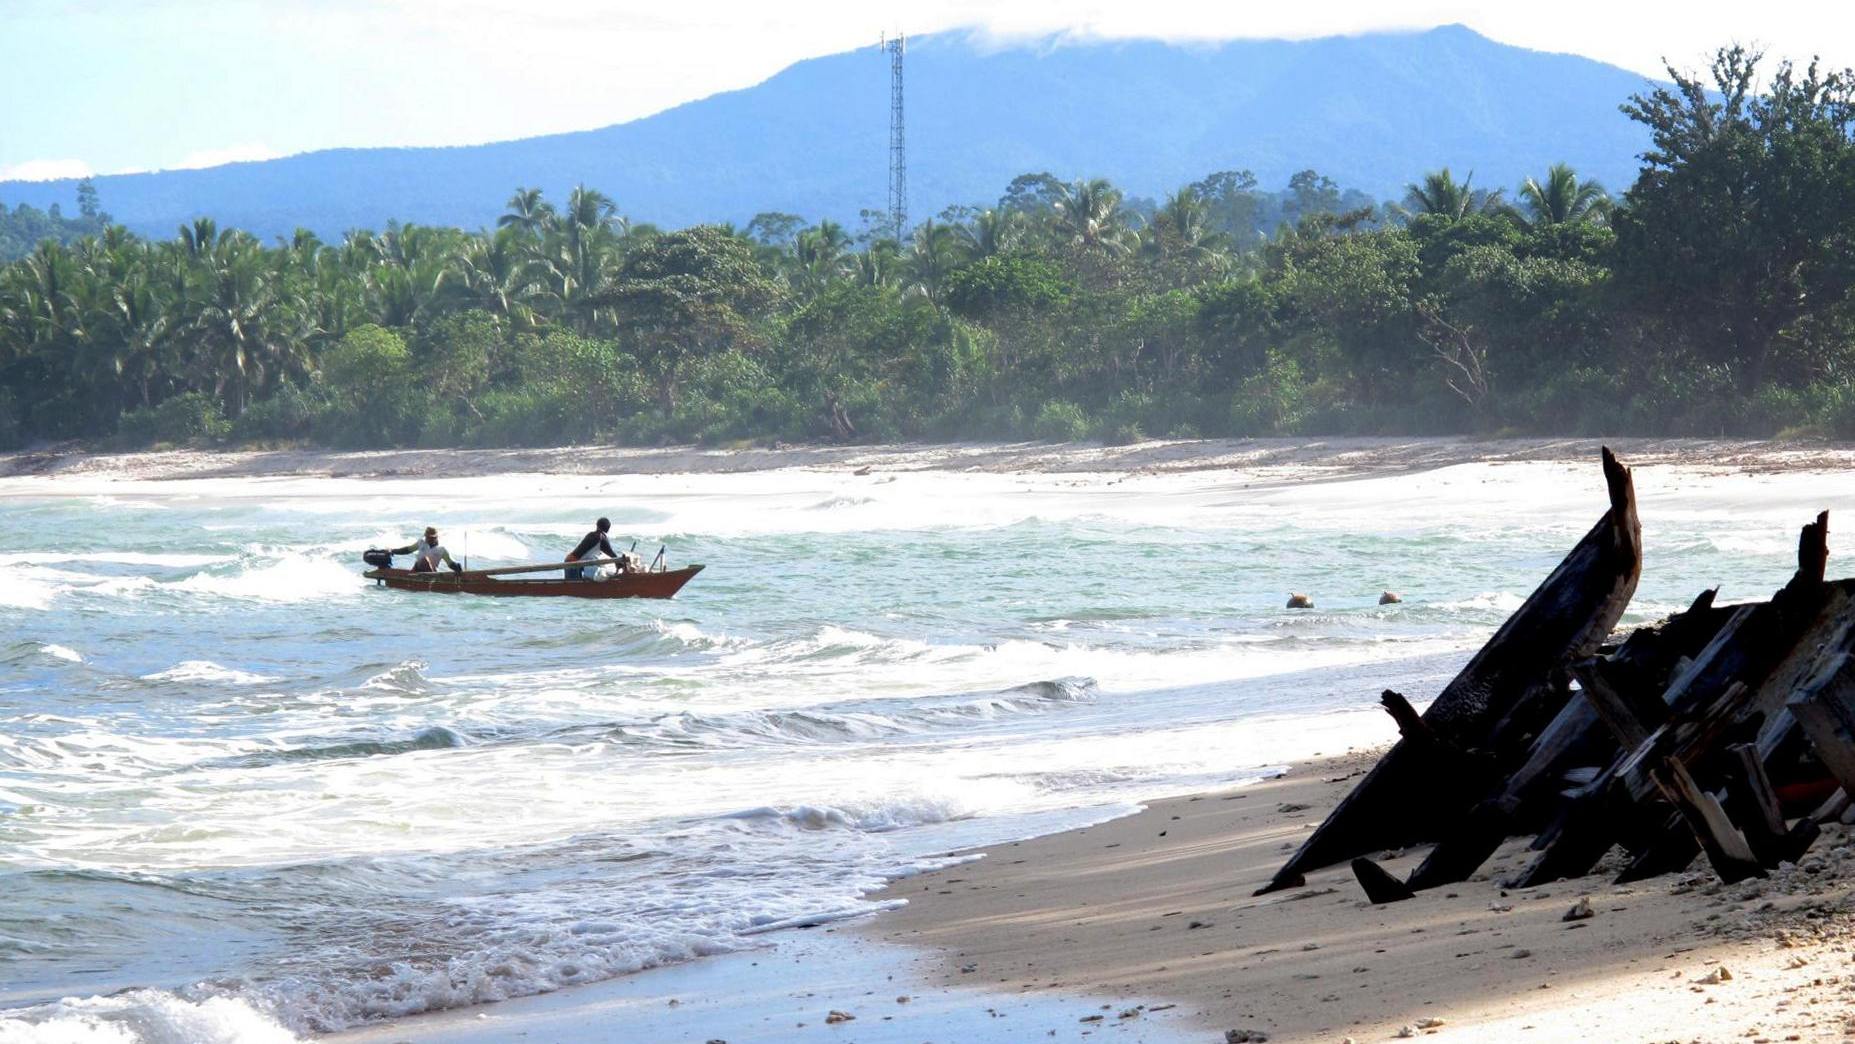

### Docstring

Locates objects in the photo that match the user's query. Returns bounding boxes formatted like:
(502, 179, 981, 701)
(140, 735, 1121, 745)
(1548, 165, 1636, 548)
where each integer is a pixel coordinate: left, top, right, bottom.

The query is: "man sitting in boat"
(564, 518, 622, 580)
(391, 527, 462, 573)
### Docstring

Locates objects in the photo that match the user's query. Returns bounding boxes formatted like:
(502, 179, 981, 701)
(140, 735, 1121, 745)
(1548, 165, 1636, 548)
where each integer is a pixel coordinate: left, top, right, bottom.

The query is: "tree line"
(3, 47, 1854, 451)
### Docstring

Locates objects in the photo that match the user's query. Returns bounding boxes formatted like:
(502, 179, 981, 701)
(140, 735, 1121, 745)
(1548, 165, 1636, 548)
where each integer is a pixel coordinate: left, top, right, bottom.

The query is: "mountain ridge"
(0, 24, 1658, 239)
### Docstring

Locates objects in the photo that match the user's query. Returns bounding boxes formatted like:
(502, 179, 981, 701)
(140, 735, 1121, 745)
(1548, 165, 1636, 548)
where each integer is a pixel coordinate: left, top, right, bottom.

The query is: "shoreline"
(18, 438, 1855, 1043)
(321, 742, 1855, 1044)
(8, 436, 1855, 484)
(860, 749, 1855, 1044)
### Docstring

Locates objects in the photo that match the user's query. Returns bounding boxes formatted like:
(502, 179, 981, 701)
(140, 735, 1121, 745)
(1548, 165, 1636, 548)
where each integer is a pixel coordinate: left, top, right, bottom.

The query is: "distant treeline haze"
(3, 47, 1854, 450)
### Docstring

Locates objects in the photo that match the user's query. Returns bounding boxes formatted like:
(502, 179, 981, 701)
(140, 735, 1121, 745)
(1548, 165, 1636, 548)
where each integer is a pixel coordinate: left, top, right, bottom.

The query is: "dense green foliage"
(4, 48, 1855, 452)
(0, 180, 108, 261)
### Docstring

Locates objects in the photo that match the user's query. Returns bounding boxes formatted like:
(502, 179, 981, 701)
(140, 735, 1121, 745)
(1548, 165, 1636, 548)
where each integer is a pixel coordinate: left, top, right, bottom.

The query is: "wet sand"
(863, 748, 1855, 1044)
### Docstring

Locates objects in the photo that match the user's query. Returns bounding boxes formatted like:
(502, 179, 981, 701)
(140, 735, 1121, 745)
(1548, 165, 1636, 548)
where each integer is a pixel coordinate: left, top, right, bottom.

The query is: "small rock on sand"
(1225, 1031, 1270, 1043)
(825, 1010, 855, 1024)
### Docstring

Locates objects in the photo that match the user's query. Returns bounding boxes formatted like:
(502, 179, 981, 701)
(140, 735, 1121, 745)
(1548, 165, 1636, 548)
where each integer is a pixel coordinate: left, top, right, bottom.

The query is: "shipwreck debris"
(1264, 451, 1855, 902)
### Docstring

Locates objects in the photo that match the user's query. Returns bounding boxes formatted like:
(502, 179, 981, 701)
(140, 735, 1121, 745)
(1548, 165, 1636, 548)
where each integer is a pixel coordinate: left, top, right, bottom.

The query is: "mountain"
(0, 25, 1657, 240)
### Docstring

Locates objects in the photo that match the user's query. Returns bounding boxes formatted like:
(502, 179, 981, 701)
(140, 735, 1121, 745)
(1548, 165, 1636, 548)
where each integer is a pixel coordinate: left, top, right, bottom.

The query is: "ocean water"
(0, 460, 1830, 1042)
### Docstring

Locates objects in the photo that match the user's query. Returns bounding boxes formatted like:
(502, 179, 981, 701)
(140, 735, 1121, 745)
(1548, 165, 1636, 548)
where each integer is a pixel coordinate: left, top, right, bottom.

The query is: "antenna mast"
(885, 33, 907, 239)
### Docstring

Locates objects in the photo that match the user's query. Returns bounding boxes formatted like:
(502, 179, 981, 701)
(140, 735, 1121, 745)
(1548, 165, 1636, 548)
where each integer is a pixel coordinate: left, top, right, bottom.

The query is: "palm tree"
(189, 231, 283, 415)
(1050, 178, 1140, 254)
(179, 217, 222, 258)
(534, 186, 626, 333)
(1397, 168, 1504, 222)
(446, 227, 544, 327)
(787, 220, 854, 297)
(1146, 188, 1231, 275)
(901, 220, 963, 305)
(1515, 163, 1612, 227)
(498, 188, 556, 239)
(953, 209, 1028, 259)
(848, 241, 902, 289)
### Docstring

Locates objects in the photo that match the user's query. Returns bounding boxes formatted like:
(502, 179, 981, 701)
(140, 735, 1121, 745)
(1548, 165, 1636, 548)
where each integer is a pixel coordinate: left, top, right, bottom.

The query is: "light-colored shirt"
(415, 540, 452, 570)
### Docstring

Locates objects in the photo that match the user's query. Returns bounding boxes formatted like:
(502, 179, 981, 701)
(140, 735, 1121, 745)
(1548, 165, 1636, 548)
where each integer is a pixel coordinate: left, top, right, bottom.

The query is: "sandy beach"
(11, 437, 1855, 1044)
(326, 737, 1855, 1044)
(8, 435, 1855, 484)
(862, 744, 1855, 1044)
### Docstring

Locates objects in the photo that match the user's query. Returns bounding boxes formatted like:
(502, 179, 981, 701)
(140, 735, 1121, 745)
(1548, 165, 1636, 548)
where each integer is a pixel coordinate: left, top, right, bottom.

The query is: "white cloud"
(0, 158, 95, 182)
(168, 142, 285, 170)
(96, 143, 289, 177)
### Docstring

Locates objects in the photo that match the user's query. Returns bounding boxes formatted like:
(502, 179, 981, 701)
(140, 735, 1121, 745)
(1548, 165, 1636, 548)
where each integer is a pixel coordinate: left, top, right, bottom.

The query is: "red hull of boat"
(364, 564, 703, 599)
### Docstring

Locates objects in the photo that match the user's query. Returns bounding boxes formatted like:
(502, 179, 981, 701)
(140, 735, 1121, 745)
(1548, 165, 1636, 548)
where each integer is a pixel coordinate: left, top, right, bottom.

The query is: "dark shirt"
(569, 530, 618, 561)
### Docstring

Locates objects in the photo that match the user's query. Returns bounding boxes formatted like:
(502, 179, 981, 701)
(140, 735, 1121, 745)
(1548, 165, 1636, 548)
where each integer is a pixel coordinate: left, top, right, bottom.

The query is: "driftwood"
(1401, 590, 1733, 892)
(1266, 478, 1855, 902)
(1506, 518, 1844, 889)
(1259, 448, 1642, 894)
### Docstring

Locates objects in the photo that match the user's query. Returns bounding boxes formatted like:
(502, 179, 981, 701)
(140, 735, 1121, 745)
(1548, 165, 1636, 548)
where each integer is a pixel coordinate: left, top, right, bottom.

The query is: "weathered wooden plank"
(1507, 592, 1740, 886)
(1351, 858, 1416, 904)
(1729, 742, 1789, 838)
(1618, 682, 1756, 803)
(1723, 742, 1820, 866)
(1612, 812, 1700, 883)
(1600, 578, 1853, 882)
(1809, 787, 1851, 825)
(1787, 650, 1855, 795)
(1576, 657, 1659, 750)
(1651, 759, 1764, 884)
(1614, 522, 1838, 884)
(1512, 795, 1625, 886)
(1259, 448, 1642, 894)
(1379, 689, 1432, 743)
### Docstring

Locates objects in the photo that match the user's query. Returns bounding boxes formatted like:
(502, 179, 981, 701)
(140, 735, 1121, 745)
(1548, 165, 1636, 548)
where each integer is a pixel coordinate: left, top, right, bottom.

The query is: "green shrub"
(1229, 355, 1307, 435)
(315, 385, 430, 448)
(320, 325, 411, 396)
(0, 391, 20, 450)
(1820, 383, 1855, 439)
(1103, 421, 1146, 445)
(1031, 400, 1091, 442)
(231, 383, 320, 442)
(117, 392, 230, 446)
(470, 387, 594, 447)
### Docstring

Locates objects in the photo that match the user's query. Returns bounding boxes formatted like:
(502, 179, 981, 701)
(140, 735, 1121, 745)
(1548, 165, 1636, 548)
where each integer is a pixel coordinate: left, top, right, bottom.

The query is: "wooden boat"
(364, 557, 703, 599)
(1258, 447, 1642, 894)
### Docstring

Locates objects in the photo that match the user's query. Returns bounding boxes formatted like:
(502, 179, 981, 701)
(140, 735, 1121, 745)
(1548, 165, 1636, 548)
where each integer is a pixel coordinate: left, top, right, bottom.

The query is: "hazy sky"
(4, 0, 1851, 181)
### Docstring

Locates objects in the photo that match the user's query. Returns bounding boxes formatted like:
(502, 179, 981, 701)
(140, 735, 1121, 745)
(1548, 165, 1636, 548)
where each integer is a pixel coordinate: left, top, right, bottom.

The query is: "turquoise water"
(0, 462, 1820, 1040)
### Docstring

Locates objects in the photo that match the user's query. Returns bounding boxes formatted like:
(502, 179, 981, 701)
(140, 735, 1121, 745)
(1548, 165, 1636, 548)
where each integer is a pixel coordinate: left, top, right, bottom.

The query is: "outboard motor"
(362, 549, 394, 569)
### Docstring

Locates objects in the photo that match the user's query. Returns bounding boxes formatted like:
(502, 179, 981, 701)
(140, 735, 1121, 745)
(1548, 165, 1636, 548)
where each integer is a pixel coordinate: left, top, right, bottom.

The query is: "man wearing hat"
(391, 527, 461, 573)
(564, 517, 622, 580)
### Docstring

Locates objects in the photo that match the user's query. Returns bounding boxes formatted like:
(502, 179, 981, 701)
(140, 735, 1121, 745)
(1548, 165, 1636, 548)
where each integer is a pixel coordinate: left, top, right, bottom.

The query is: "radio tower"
(885, 33, 907, 239)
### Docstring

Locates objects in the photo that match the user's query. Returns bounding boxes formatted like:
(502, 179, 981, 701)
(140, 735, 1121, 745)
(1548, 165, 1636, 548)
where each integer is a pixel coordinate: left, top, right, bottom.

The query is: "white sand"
(8, 436, 1855, 485)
